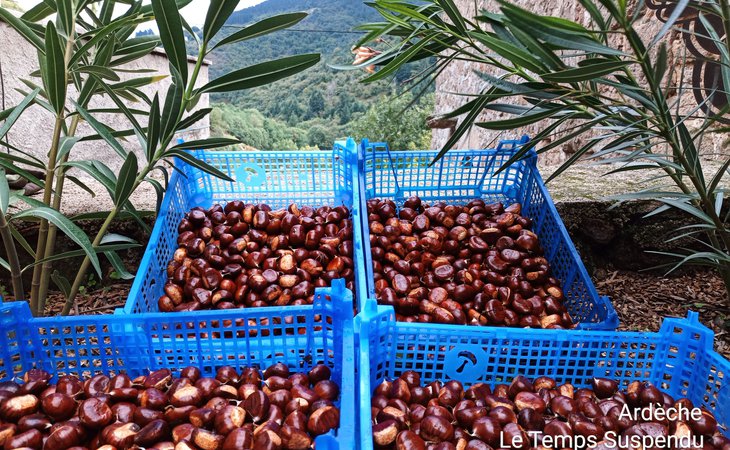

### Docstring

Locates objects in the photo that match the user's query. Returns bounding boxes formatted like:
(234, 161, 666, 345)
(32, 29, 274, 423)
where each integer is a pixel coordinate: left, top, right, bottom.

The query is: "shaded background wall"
(0, 19, 210, 175)
(432, 0, 729, 164)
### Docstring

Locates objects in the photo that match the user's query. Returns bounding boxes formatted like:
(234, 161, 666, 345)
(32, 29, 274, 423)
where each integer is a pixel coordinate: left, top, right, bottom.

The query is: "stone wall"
(0, 20, 210, 175)
(433, 0, 728, 165)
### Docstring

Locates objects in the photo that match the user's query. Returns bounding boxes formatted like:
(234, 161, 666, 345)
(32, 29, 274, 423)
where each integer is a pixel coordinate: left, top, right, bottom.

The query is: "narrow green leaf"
(161, 66, 183, 141)
(74, 102, 128, 159)
(200, 54, 320, 93)
(708, 156, 730, 193)
(0, 88, 40, 140)
(13, 206, 102, 277)
(43, 22, 67, 114)
(50, 271, 71, 298)
(107, 75, 167, 92)
(541, 61, 632, 82)
(474, 72, 557, 99)
(147, 95, 161, 162)
(56, 0, 76, 36)
(545, 139, 601, 183)
(169, 138, 240, 150)
(0, 159, 45, 188)
(658, 198, 714, 224)
(116, 35, 160, 55)
(211, 12, 307, 50)
(430, 88, 500, 165)
(55, 136, 81, 164)
(62, 160, 116, 196)
(0, 9, 45, 52)
(437, 0, 467, 32)
(145, 177, 165, 212)
(576, 0, 606, 31)
(363, 32, 438, 82)
(0, 168, 8, 215)
(151, 0, 188, 85)
(176, 108, 212, 131)
(114, 152, 138, 207)
(22, 243, 141, 271)
(77, 65, 120, 81)
(22, 1, 55, 23)
(109, 40, 160, 66)
(100, 233, 136, 244)
(501, 3, 625, 56)
(650, 0, 689, 47)
(654, 42, 668, 82)
(203, 0, 238, 44)
(105, 250, 135, 279)
(166, 149, 234, 182)
(9, 222, 35, 257)
(70, 210, 155, 221)
(475, 108, 565, 130)
(715, 191, 724, 217)
(66, 175, 96, 197)
(94, 80, 146, 140)
(468, 30, 545, 73)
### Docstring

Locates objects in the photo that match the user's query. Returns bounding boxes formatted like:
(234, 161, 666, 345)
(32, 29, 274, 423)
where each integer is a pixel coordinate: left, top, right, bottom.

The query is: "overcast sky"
(17, 0, 268, 27)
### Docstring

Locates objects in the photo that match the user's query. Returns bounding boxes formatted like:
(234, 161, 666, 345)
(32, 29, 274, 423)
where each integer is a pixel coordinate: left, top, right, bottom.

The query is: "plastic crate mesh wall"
(128, 147, 355, 313)
(2, 285, 348, 380)
(360, 141, 613, 329)
(186, 148, 351, 207)
(362, 145, 525, 204)
(361, 308, 730, 446)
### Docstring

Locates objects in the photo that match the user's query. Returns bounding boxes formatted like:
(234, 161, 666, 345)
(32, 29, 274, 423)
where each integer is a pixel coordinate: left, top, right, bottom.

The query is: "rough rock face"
(433, 0, 729, 164)
(0, 20, 211, 174)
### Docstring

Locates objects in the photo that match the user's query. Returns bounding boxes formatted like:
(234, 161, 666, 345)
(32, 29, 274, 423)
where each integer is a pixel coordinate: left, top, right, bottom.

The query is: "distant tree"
(307, 125, 330, 149)
(353, 94, 433, 150)
(308, 91, 326, 119)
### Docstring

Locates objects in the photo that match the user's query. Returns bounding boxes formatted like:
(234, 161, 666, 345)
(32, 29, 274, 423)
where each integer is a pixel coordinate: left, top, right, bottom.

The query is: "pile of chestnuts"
(371, 373, 728, 450)
(159, 202, 355, 312)
(367, 197, 574, 328)
(0, 364, 341, 449)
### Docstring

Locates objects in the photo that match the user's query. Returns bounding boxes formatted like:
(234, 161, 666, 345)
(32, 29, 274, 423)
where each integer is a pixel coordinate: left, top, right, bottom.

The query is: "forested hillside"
(139, 0, 433, 149)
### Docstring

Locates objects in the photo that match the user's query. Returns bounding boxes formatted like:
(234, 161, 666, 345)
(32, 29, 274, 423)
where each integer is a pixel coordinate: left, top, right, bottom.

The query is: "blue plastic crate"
(357, 303, 730, 448)
(357, 137, 618, 329)
(124, 138, 368, 314)
(0, 281, 356, 449)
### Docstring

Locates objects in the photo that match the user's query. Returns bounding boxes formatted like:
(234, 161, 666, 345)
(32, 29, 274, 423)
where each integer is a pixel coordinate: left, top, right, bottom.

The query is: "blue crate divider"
(357, 137, 618, 329)
(0, 281, 355, 449)
(124, 138, 368, 314)
(357, 302, 730, 448)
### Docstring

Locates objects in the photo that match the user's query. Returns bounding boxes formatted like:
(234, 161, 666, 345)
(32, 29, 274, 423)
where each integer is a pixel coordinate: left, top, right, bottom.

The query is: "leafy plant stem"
(37, 115, 80, 313)
(0, 213, 23, 300)
(184, 42, 206, 103)
(622, 15, 730, 293)
(62, 39, 208, 315)
(31, 22, 76, 315)
(29, 114, 64, 315)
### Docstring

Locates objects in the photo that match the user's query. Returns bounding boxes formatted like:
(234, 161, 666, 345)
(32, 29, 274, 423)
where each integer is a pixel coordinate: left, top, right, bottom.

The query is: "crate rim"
(356, 137, 619, 330)
(122, 138, 367, 314)
(356, 303, 728, 447)
(0, 280, 357, 450)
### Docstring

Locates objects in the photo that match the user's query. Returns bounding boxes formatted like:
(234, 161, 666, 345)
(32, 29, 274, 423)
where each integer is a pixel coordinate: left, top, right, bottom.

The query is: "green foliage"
(210, 104, 346, 150)
(0, 0, 319, 315)
(161, 0, 434, 133)
(358, 0, 730, 298)
(353, 93, 433, 150)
